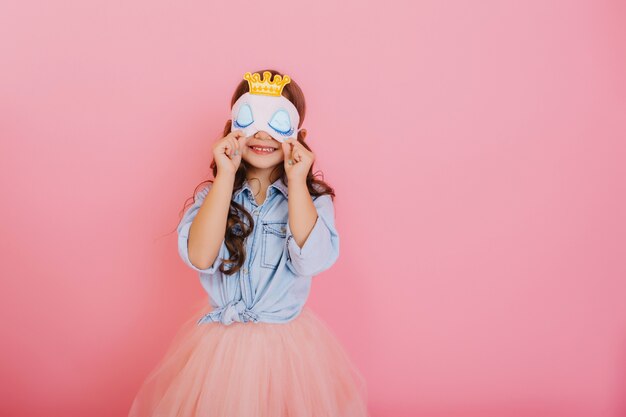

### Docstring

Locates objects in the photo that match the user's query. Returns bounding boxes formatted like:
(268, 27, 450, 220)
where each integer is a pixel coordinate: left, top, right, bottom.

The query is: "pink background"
(1, 0, 625, 416)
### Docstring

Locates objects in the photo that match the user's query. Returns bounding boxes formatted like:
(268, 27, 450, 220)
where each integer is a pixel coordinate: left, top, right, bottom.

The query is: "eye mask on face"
(231, 71, 303, 143)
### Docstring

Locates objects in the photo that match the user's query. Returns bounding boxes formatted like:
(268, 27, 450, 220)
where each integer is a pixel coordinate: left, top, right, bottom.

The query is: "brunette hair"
(178, 68, 335, 275)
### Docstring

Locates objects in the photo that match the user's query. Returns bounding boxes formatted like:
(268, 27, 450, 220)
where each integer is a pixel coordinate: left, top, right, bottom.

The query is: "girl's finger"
(227, 138, 237, 156)
(232, 132, 244, 154)
(281, 141, 293, 164)
(237, 134, 250, 154)
(233, 137, 240, 155)
(287, 140, 295, 156)
(290, 139, 304, 155)
(223, 142, 232, 158)
(231, 130, 245, 140)
(232, 137, 240, 155)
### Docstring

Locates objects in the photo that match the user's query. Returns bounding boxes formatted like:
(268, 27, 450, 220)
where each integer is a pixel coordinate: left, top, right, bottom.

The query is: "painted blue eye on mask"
(268, 109, 294, 136)
(234, 104, 254, 128)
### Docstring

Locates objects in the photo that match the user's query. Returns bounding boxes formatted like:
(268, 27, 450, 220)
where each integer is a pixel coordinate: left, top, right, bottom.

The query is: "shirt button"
(242, 267, 248, 274)
(252, 209, 259, 216)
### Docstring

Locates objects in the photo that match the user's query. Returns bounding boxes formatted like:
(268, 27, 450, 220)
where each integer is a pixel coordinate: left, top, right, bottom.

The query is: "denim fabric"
(177, 177, 339, 326)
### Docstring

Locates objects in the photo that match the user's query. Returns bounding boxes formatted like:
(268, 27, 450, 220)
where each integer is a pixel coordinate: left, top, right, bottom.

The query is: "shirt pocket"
(260, 221, 287, 269)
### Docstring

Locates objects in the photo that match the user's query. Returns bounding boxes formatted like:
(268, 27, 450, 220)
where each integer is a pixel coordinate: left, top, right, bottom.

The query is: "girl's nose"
(254, 131, 273, 140)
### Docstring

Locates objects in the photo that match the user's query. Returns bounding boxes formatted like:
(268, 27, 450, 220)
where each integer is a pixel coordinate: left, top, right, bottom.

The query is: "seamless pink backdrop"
(1, 0, 625, 416)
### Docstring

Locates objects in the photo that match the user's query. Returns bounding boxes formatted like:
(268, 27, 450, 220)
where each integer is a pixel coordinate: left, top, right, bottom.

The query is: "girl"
(128, 69, 369, 417)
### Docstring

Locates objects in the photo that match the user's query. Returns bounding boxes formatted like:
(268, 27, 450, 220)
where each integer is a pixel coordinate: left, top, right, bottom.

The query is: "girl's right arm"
(187, 172, 235, 269)
(186, 130, 249, 269)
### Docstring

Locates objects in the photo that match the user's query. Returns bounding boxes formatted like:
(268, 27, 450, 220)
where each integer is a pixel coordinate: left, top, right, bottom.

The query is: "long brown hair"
(178, 68, 335, 275)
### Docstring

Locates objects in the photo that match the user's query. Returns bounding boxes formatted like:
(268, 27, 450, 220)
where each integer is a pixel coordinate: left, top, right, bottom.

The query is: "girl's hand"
(213, 130, 249, 176)
(281, 137, 314, 182)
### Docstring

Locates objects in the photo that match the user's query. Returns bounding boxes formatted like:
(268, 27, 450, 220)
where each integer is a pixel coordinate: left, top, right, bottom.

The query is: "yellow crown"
(244, 71, 291, 97)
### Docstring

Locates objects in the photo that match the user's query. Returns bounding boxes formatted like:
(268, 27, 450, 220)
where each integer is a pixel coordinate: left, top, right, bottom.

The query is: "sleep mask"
(230, 71, 302, 143)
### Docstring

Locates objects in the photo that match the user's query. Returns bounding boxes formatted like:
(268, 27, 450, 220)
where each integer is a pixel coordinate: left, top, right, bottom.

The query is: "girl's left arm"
(281, 137, 339, 276)
(285, 180, 340, 276)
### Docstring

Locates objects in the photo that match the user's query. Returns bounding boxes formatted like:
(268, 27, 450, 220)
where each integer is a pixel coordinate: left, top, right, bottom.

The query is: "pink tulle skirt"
(128, 301, 369, 417)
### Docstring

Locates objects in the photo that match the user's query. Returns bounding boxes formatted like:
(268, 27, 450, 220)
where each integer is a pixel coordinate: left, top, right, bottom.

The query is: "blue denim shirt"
(177, 177, 340, 326)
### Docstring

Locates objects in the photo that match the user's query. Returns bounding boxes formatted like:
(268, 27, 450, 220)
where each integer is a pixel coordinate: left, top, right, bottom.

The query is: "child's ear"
(300, 129, 307, 140)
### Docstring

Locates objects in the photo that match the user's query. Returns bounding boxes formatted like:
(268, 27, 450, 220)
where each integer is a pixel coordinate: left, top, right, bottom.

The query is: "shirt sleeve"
(177, 184, 228, 274)
(285, 194, 340, 276)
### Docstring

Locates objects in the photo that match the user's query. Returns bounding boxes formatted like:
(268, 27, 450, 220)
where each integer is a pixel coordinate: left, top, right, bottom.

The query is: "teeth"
(252, 146, 274, 151)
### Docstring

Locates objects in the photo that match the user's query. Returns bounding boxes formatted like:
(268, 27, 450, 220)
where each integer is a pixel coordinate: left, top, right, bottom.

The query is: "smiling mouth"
(248, 145, 277, 154)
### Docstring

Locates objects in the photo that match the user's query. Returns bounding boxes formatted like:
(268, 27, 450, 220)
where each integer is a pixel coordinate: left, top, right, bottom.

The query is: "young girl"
(128, 69, 369, 417)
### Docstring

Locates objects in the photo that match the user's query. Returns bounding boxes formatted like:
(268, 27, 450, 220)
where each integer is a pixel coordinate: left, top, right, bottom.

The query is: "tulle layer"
(128, 302, 369, 417)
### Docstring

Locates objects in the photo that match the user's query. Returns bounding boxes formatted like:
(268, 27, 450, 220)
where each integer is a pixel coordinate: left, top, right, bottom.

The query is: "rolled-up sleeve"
(285, 194, 340, 276)
(177, 185, 228, 274)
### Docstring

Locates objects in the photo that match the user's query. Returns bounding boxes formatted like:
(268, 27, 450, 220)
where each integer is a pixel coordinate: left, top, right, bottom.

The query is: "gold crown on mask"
(244, 71, 291, 97)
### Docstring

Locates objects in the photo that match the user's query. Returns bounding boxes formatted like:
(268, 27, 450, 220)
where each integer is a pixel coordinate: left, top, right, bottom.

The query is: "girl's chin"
(244, 150, 282, 159)
(242, 156, 283, 167)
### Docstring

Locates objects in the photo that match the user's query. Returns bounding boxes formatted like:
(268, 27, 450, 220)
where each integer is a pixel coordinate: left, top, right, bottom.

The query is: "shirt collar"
(233, 176, 289, 199)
